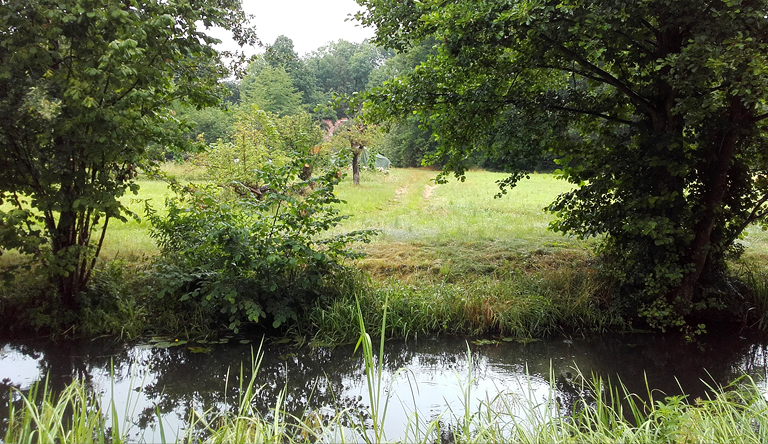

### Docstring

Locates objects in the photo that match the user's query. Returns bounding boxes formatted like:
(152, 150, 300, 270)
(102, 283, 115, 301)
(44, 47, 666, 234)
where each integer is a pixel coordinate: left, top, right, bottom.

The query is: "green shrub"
(147, 160, 376, 333)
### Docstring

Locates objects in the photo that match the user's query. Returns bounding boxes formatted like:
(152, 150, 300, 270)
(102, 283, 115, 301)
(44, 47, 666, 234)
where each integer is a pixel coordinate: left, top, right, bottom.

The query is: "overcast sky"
(211, 0, 377, 57)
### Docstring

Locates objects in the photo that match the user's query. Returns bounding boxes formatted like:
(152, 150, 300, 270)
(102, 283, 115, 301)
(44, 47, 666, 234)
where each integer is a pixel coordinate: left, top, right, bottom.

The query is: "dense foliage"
(357, 0, 768, 333)
(240, 59, 304, 116)
(176, 37, 395, 149)
(148, 112, 376, 332)
(0, 0, 254, 310)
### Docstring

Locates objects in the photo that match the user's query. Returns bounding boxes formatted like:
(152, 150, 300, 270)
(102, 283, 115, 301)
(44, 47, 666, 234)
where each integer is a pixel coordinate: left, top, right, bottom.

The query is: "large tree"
(357, 0, 768, 331)
(0, 0, 255, 311)
(264, 35, 318, 111)
(307, 39, 392, 118)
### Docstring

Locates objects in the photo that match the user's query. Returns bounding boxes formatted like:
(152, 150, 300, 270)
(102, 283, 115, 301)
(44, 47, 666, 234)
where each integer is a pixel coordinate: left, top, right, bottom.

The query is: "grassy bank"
(2, 164, 768, 339)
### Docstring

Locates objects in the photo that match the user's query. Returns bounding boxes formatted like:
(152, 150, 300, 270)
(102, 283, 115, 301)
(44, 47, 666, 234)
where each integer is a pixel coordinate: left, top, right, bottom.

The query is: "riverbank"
(1, 166, 768, 340)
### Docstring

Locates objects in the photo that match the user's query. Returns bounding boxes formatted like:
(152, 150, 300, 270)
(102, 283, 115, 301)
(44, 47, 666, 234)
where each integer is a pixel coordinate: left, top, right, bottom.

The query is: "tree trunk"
(352, 150, 361, 185)
(673, 99, 746, 306)
(51, 210, 83, 312)
(49, 208, 107, 313)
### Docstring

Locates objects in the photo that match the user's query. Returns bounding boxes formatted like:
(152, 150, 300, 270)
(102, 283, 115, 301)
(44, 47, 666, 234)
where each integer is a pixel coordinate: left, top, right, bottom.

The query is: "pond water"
(1, 330, 767, 442)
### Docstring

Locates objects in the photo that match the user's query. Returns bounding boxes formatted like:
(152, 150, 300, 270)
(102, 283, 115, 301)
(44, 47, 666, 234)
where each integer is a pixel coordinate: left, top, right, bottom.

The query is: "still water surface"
(1, 331, 767, 442)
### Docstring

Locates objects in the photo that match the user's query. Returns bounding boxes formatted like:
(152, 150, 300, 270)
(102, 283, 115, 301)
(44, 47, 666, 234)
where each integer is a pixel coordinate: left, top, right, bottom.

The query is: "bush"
(146, 160, 376, 332)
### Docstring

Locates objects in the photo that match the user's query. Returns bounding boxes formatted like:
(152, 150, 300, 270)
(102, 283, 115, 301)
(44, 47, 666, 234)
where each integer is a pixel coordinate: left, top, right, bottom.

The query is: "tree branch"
(539, 34, 658, 119)
(734, 192, 768, 236)
(548, 104, 635, 125)
(613, 30, 656, 56)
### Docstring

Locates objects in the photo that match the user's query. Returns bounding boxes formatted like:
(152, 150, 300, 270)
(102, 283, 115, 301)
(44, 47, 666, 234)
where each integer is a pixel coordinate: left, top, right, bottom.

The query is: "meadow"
(3, 163, 768, 339)
(104, 164, 768, 269)
(100, 167, 586, 261)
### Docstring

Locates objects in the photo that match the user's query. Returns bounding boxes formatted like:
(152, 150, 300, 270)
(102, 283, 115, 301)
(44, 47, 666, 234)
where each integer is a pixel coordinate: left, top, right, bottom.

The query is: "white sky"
(212, 0, 377, 57)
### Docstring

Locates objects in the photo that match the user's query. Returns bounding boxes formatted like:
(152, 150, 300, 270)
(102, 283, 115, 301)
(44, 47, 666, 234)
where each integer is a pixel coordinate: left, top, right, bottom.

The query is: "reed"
(3, 376, 127, 444)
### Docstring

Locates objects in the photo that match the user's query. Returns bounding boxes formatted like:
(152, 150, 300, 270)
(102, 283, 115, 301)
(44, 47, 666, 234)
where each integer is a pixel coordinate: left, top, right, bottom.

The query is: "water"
(1, 330, 767, 442)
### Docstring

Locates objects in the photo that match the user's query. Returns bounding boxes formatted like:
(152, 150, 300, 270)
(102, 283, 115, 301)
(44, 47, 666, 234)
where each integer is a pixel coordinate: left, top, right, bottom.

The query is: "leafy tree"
(194, 108, 289, 192)
(177, 105, 236, 145)
(306, 40, 392, 118)
(376, 115, 437, 168)
(366, 40, 441, 167)
(329, 119, 378, 185)
(222, 80, 241, 105)
(264, 35, 319, 111)
(366, 38, 438, 90)
(195, 109, 325, 194)
(240, 58, 304, 116)
(357, 0, 768, 332)
(0, 0, 255, 312)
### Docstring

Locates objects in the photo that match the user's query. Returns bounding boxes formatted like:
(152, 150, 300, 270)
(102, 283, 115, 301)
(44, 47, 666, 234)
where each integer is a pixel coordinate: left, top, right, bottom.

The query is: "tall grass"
(306, 264, 622, 345)
(737, 263, 768, 330)
(4, 376, 129, 444)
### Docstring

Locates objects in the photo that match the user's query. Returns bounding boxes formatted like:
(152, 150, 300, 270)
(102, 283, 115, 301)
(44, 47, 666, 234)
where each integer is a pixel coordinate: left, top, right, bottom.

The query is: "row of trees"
(175, 37, 393, 147)
(178, 33, 554, 173)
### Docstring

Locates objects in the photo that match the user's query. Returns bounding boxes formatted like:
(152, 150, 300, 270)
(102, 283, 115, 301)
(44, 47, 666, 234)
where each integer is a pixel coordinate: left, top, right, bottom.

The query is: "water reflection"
(1, 330, 767, 442)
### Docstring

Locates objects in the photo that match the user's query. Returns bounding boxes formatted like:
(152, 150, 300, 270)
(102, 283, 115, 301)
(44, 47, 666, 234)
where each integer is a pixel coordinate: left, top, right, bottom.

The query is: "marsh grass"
(4, 376, 127, 444)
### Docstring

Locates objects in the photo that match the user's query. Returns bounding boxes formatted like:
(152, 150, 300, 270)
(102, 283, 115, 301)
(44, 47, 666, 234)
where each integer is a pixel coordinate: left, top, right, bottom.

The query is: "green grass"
(335, 168, 581, 245)
(99, 180, 169, 260)
(47, 164, 768, 274)
(101, 161, 207, 259)
(100, 166, 593, 279)
(5, 164, 768, 338)
(304, 267, 620, 346)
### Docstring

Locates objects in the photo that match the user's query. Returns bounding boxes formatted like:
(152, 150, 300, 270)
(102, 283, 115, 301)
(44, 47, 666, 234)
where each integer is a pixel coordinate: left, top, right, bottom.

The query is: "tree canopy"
(0, 0, 255, 310)
(357, 0, 768, 333)
(240, 59, 304, 116)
